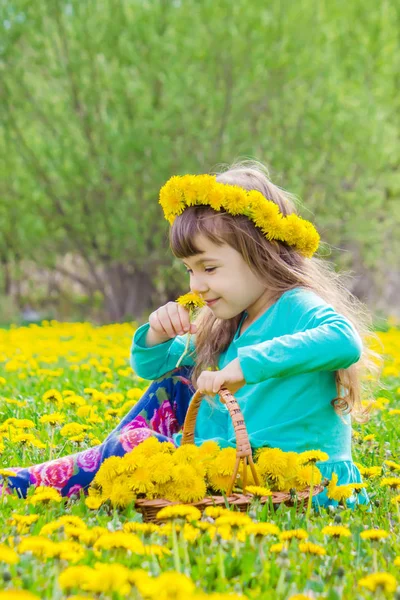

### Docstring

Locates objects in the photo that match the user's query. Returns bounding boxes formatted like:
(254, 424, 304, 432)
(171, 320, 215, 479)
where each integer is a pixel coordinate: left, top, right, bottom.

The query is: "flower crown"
(159, 174, 320, 258)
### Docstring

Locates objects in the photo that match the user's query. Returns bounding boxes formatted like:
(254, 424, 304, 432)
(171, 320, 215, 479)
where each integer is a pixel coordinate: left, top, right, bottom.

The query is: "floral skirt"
(2, 367, 195, 499)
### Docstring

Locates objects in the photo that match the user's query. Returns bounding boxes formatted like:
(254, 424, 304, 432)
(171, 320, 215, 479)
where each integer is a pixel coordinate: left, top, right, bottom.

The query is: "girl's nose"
(190, 278, 209, 295)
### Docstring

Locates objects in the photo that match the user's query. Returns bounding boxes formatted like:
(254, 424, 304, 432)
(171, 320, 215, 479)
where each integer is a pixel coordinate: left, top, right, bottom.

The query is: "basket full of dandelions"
(87, 386, 327, 523)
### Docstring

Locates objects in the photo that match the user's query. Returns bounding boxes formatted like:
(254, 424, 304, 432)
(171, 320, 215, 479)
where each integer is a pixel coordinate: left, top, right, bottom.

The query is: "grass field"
(0, 321, 399, 599)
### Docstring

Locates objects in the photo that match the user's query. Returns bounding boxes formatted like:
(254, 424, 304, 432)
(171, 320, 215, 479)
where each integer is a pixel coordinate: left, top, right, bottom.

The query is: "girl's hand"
(148, 301, 197, 343)
(197, 359, 246, 395)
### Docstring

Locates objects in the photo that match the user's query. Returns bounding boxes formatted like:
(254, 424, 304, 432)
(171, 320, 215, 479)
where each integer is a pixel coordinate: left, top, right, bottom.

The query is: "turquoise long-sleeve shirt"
(130, 287, 368, 508)
(130, 286, 363, 456)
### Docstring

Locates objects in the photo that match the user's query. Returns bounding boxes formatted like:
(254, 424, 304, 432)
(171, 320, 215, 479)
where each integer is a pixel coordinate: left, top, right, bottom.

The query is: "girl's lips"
(206, 298, 220, 306)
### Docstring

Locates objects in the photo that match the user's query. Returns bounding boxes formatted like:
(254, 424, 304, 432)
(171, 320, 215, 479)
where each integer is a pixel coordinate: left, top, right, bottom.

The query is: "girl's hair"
(169, 160, 383, 423)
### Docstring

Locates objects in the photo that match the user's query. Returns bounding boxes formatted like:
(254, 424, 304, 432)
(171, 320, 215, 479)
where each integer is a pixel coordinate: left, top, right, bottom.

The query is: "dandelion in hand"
(175, 292, 206, 368)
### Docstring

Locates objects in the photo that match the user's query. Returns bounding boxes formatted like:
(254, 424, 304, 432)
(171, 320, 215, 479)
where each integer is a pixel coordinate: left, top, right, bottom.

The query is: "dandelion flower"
(358, 572, 397, 593)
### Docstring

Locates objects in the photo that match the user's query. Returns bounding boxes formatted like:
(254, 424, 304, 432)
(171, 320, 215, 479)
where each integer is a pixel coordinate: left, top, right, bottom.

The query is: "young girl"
(1, 161, 379, 510)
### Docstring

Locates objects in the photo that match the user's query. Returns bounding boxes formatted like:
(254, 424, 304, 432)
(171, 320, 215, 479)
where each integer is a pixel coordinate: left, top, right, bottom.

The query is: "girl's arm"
(130, 323, 196, 380)
(236, 303, 363, 384)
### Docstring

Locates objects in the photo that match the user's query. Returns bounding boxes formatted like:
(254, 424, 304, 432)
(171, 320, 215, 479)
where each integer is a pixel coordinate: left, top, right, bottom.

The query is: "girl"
(1, 161, 380, 510)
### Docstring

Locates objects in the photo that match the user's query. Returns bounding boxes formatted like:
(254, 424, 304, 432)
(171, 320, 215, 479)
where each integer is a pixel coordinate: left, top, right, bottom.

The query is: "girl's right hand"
(148, 301, 197, 342)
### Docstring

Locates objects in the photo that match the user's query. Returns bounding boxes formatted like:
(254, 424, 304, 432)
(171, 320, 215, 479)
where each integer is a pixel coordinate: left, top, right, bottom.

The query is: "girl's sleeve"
(130, 322, 196, 380)
(236, 296, 363, 384)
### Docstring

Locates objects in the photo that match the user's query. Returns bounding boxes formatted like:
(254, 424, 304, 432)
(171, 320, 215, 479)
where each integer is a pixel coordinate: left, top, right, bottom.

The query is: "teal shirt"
(130, 287, 369, 508)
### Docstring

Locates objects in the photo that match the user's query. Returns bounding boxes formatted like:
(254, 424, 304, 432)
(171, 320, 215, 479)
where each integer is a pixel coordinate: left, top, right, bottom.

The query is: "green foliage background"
(0, 0, 399, 321)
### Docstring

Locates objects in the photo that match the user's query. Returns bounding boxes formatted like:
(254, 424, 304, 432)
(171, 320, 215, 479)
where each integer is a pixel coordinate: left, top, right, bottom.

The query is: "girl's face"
(182, 234, 272, 321)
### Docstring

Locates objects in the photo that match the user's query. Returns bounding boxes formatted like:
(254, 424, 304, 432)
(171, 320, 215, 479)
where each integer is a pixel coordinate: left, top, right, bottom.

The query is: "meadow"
(0, 321, 399, 599)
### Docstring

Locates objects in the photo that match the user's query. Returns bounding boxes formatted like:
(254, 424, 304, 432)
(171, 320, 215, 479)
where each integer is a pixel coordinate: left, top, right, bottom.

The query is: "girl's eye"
(185, 267, 216, 274)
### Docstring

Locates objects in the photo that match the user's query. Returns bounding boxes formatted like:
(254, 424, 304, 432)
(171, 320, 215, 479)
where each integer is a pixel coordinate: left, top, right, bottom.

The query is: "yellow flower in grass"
(141, 571, 195, 599)
(394, 556, 400, 567)
(243, 523, 280, 538)
(8, 514, 39, 533)
(321, 525, 351, 538)
(6, 418, 35, 429)
(39, 412, 66, 426)
(58, 565, 99, 592)
(391, 495, 400, 505)
(358, 572, 397, 593)
(327, 473, 355, 503)
(40, 515, 87, 536)
(280, 529, 308, 541)
(28, 486, 63, 506)
(156, 505, 202, 522)
(360, 529, 389, 541)
(93, 532, 145, 554)
(51, 541, 86, 562)
(123, 522, 160, 535)
(60, 423, 91, 437)
(298, 450, 329, 465)
(384, 460, 400, 472)
(358, 466, 382, 479)
(42, 389, 63, 407)
(203, 506, 231, 519)
(380, 477, 400, 490)
(215, 512, 252, 529)
(85, 496, 104, 510)
(0, 543, 19, 564)
(287, 596, 314, 600)
(0, 469, 17, 478)
(18, 536, 56, 558)
(75, 527, 108, 546)
(12, 433, 46, 449)
(299, 541, 326, 556)
(269, 542, 287, 553)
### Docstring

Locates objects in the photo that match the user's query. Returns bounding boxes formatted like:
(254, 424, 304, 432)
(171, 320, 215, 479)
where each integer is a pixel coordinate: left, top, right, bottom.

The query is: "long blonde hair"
(169, 160, 383, 422)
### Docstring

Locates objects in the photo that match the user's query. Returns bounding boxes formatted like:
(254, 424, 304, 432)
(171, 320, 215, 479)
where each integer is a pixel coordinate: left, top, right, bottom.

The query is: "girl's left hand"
(197, 358, 246, 395)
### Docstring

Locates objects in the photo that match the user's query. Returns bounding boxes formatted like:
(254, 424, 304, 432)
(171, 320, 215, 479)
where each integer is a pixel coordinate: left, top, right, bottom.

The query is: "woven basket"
(135, 387, 325, 523)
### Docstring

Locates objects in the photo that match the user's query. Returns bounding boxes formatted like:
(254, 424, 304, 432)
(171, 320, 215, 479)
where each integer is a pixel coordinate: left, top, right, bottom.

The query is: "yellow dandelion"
(321, 525, 351, 538)
(42, 389, 63, 406)
(380, 477, 400, 490)
(269, 542, 287, 553)
(358, 572, 397, 593)
(384, 460, 400, 472)
(0, 543, 19, 564)
(280, 529, 308, 541)
(214, 513, 253, 529)
(156, 505, 201, 522)
(244, 485, 272, 498)
(39, 412, 66, 426)
(298, 450, 329, 465)
(360, 529, 389, 541)
(175, 292, 206, 311)
(299, 541, 326, 556)
(243, 523, 280, 538)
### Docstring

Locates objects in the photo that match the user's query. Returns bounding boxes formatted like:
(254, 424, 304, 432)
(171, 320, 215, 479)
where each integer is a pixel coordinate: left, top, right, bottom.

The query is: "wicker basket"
(135, 387, 325, 523)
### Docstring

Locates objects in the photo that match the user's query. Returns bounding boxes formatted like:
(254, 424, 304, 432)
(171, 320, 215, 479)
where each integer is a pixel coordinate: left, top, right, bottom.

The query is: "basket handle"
(181, 387, 260, 495)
